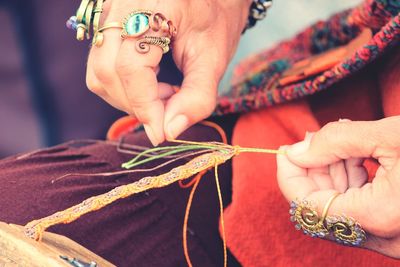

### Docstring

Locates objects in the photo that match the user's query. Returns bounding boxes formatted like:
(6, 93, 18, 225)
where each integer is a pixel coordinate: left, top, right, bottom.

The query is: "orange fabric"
(225, 60, 400, 265)
(106, 116, 139, 141)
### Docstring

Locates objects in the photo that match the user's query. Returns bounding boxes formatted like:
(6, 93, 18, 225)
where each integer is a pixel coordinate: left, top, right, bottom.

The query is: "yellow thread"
(199, 121, 228, 144)
(172, 139, 284, 156)
(238, 147, 285, 155)
(215, 164, 227, 267)
(25, 151, 234, 241)
(172, 139, 227, 149)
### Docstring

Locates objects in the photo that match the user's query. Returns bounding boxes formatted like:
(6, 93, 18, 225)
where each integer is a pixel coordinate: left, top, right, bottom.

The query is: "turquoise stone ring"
(120, 10, 176, 54)
(122, 11, 152, 38)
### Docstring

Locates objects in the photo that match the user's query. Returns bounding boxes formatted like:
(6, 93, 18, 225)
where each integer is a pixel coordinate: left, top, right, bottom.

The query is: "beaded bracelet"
(243, 0, 273, 33)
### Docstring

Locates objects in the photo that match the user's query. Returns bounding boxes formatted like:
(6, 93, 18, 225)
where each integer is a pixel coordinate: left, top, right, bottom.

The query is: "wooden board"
(0, 222, 115, 267)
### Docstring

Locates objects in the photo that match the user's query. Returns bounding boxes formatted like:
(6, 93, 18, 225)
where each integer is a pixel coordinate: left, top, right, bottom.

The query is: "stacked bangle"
(66, 0, 105, 43)
(243, 0, 273, 33)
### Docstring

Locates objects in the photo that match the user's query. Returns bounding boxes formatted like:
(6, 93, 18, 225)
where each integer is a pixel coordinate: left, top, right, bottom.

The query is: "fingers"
(345, 158, 368, 188)
(279, 149, 400, 239)
(328, 160, 348, 193)
(279, 123, 400, 256)
(164, 46, 222, 140)
(286, 117, 400, 168)
(87, 29, 166, 146)
(158, 82, 176, 100)
(277, 146, 318, 201)
(87, 29, 133, 112)
(116, 37, 165, 145)
(278, 149, 364, 225)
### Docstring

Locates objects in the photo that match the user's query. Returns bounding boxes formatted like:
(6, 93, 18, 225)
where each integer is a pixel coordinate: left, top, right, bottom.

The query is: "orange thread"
(179, 170, 207, 188)
(183, 173, 203, 267)
(200, 121, 228, 144)
(179, 120, 226, 190)
(182, 120, 228, 267)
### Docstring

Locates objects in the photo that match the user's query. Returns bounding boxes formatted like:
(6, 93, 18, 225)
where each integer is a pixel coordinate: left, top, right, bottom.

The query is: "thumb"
(286, 117, 400, 168)
(164, 53, 222, 140)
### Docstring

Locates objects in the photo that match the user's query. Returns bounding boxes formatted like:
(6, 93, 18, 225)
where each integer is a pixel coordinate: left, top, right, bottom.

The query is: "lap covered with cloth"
(0, 122, 240, 267)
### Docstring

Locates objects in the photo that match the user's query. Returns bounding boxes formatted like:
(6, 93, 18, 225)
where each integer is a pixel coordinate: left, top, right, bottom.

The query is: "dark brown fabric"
(0, 123, 240, 267)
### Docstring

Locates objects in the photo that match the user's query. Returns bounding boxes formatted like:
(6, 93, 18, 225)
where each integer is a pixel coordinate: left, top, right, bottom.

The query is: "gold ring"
(321, 192, 340, 222)
(290, 199, 329, 238)
(75, 0, 91, 41)
(136, 36, 171, 54)
(93, 22, 124, 47)
(92, 0, 105, 33)
(84, 1, 95, 37)
(76, 0, 90, 23)
(121, 10, 177, 39)
(290, 194, 367, 247)
(324, 194, 367, 246)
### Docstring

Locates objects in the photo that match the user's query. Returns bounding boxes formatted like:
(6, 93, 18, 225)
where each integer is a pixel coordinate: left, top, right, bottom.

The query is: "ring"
(92, 0, 105, 33)
(290, 199, 329, 238)
(67, 4, 177, 54)
(119, 10, 176, 54)
(75, 0, 92, 41)
(67, 0, 107, 42)
(289, 193, 366, 246)
(92, 22, 124, 47)
(136, 36, 171, 54)
(121, 10, 177, 39)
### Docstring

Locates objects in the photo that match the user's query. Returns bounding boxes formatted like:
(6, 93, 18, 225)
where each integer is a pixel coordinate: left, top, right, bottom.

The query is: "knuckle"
(93, 62, 116, 85)
(322, 121, 343, 138)
(318, 121, 344, 144)
(86, 76, 105, 96)
(116, 57, 138, 78)
(195, 91, 217, 118)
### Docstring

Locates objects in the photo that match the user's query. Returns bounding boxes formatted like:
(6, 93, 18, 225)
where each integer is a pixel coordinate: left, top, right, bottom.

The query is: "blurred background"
(0, 0, 360, 158)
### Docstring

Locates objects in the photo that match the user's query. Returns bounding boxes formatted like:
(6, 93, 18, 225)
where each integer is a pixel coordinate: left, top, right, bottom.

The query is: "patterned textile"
(215, 0, 400, 115)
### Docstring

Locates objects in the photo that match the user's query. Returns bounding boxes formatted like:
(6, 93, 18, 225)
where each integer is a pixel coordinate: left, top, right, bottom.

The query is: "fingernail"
(338, 118, 351, 122)
(143, 124, 159, 146)
(166, 114, 189, 140)
(287, 140, 310, 156)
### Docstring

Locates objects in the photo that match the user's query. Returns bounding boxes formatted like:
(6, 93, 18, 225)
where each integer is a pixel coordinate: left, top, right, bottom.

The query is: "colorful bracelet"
(243, 0, 273, 33)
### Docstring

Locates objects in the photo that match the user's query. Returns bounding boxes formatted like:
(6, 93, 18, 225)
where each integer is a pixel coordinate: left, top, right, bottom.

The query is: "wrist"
(243, 0, 272, 33)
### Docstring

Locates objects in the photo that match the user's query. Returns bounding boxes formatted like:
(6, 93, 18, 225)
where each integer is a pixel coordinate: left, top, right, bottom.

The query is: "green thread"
(121, 141, 283, 170)
(122, 144, 227, 169)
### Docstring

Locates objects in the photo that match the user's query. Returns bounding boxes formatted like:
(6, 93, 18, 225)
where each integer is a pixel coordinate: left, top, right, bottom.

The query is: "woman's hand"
(86, 0, 250, 145)
(277, 117, 400, 258)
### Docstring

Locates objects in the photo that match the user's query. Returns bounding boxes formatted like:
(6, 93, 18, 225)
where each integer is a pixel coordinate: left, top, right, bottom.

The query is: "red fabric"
(225, 55, 400, 265)
(106, 116, 139, 141)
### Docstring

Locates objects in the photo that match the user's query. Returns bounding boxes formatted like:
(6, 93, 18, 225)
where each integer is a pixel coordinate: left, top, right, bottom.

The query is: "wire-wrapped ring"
(290, 193, 366, 246)
(121, 10, 177, 39)
(92, 22, 124, 47)
(136, 36, 171, 54)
